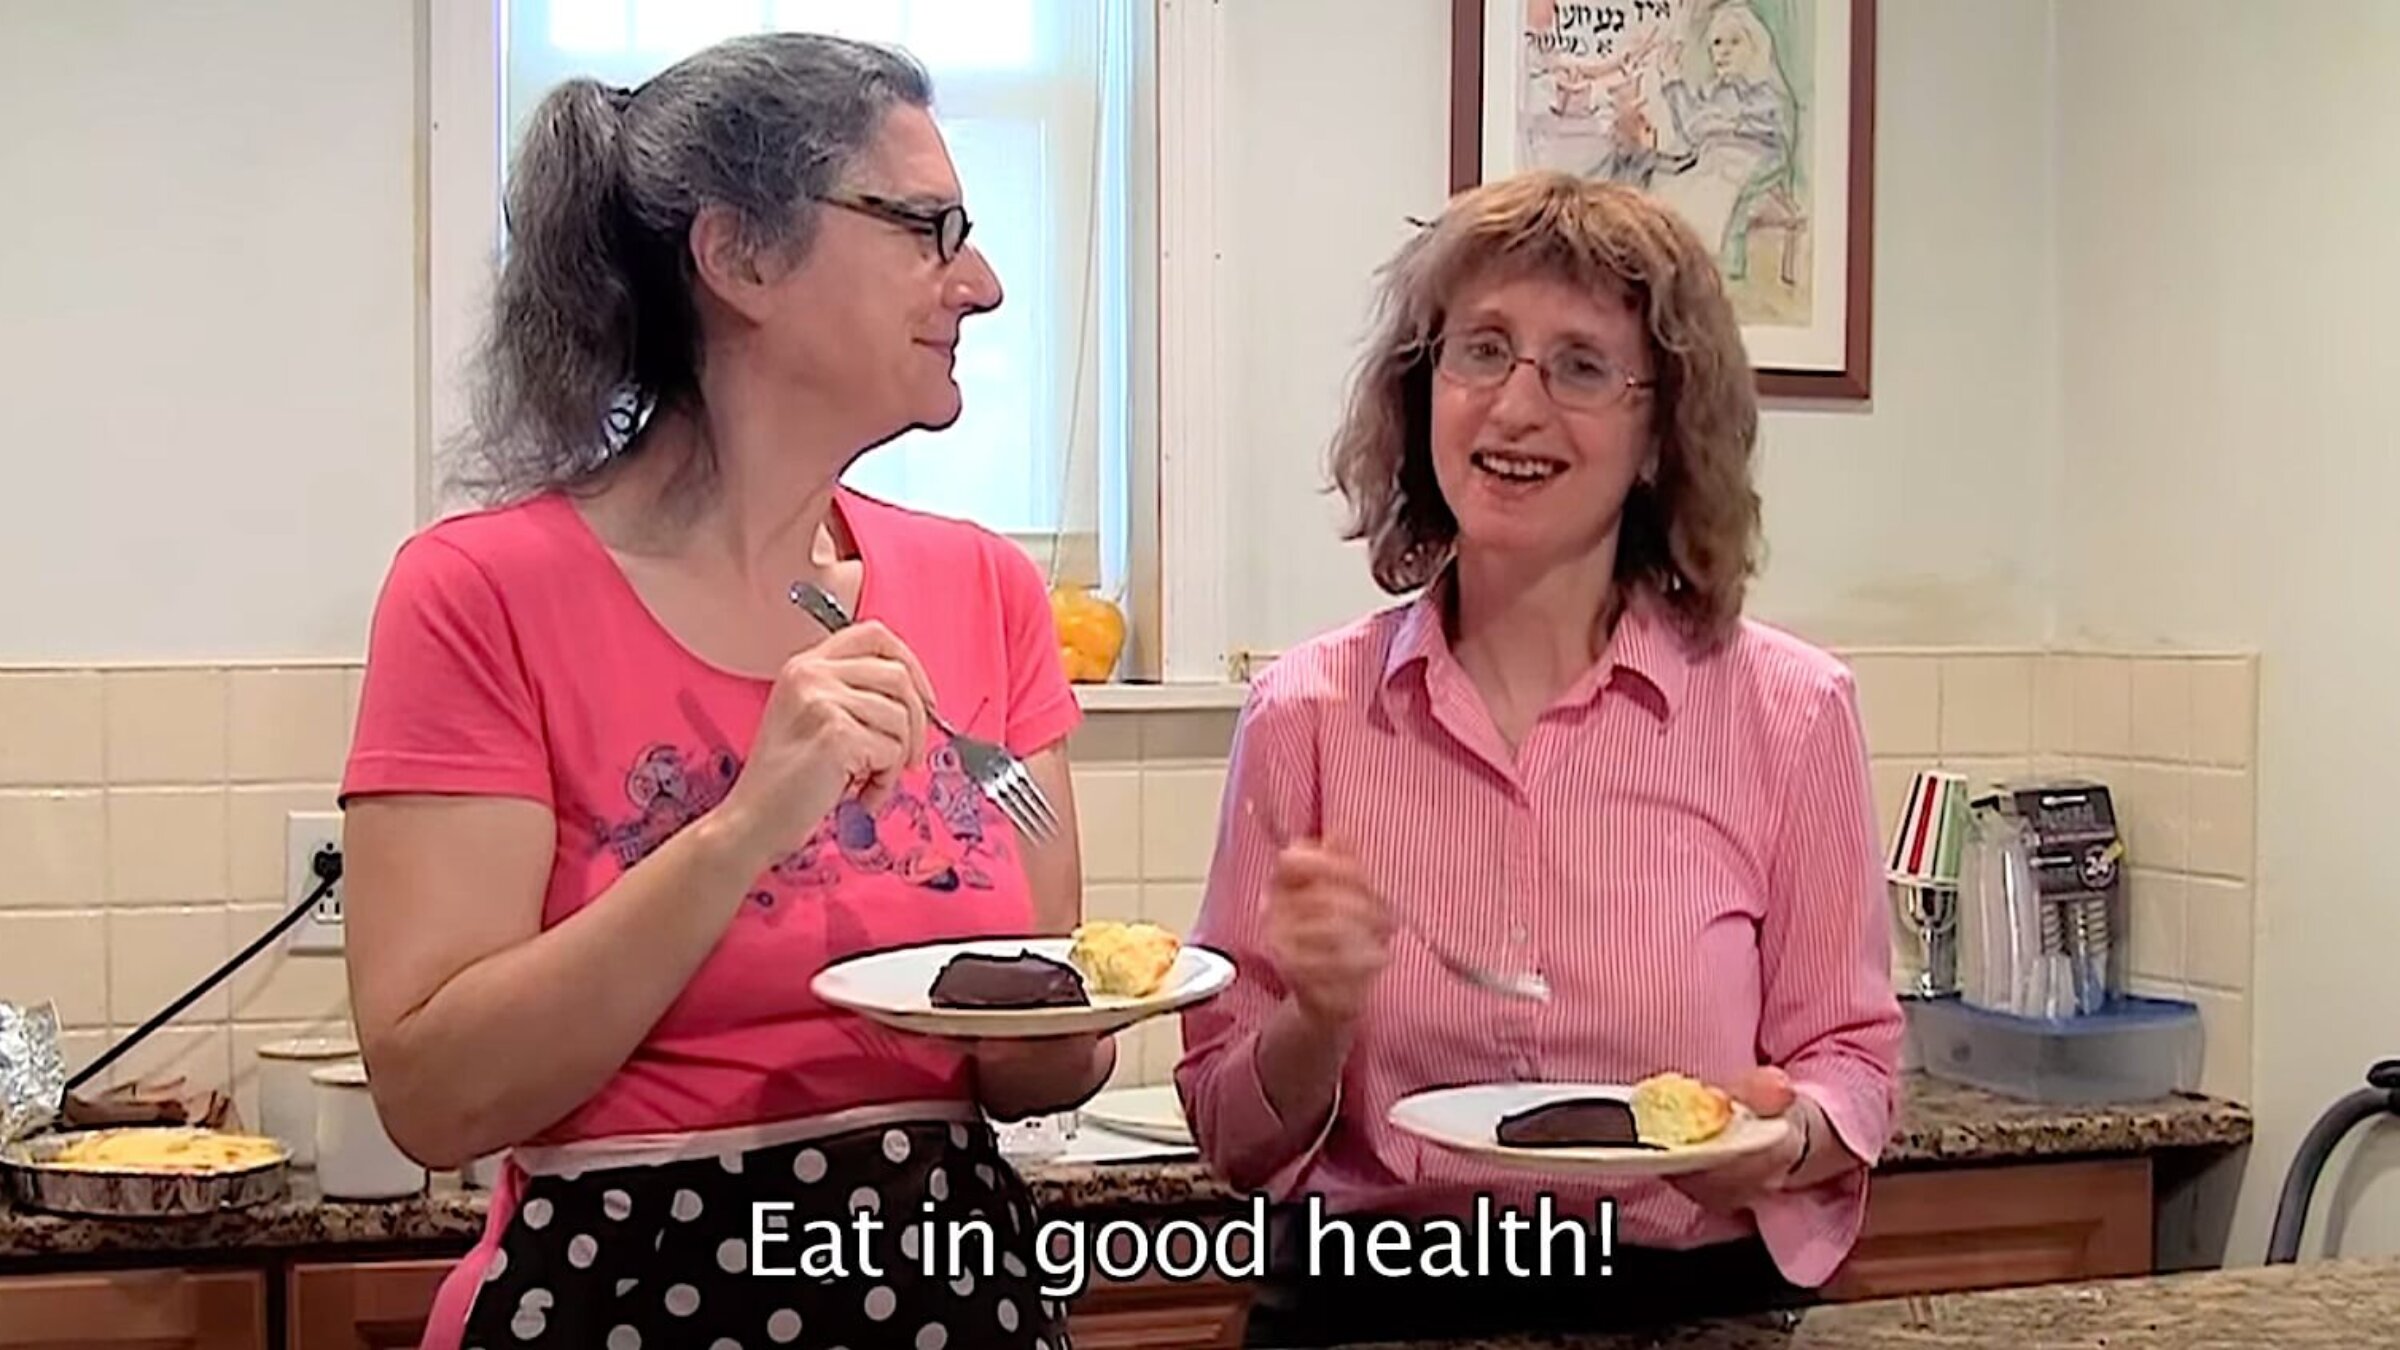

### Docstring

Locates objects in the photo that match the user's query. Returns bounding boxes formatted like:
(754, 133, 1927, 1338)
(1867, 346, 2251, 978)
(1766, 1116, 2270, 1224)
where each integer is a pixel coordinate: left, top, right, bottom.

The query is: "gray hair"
(448, 32, 934, 504)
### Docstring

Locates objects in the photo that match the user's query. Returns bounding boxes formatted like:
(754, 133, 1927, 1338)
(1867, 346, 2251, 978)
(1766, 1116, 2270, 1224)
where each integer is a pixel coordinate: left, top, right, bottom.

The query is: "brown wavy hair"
(1327, 170, 1763, 649)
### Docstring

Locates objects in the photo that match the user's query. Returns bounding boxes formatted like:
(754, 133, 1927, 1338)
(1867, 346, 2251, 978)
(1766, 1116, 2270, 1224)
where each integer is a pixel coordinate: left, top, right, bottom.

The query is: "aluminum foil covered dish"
(0, 1000, 67, 1149)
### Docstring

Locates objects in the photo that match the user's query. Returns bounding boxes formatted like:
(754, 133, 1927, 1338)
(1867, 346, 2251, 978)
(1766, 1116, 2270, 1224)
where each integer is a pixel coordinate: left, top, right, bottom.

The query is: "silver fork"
(1244, 798, 1550, 1002)
(788, 581, 1061, 844)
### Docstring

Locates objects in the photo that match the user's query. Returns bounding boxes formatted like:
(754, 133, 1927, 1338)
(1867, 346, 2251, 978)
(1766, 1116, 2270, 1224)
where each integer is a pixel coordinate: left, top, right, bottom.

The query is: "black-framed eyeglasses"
(820, 192, 972, 263)
(1430, 327, 1654, 411)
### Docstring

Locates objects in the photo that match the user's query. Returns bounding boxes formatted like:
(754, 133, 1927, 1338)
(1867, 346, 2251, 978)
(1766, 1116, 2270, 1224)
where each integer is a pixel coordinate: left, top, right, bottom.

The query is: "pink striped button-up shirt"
(1174, 585, 1904, 1288)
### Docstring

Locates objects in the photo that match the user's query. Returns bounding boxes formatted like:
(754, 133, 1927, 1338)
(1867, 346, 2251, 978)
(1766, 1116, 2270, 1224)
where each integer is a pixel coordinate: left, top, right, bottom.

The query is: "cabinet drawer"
(0, 1268, 266, 1350)
(287, 1260, 452, 1350)
(1826, 1157, 2153, 1301)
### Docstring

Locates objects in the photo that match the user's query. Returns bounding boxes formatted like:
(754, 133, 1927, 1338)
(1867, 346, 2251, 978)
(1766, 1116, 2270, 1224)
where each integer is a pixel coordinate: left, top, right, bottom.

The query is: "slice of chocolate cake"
(1494, 1098, 1659, 1149)
(928, 951, 1090, 1009)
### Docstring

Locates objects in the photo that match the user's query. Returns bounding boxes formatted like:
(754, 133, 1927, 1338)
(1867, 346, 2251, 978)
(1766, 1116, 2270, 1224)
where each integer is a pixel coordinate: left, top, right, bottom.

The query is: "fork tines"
(991, 760, 1061, 843)
(957, 740, 1060, 843)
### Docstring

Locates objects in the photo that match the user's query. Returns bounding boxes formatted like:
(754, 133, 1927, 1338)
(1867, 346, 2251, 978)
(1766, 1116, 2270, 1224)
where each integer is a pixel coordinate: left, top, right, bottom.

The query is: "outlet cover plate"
(286, 811, 344, 954)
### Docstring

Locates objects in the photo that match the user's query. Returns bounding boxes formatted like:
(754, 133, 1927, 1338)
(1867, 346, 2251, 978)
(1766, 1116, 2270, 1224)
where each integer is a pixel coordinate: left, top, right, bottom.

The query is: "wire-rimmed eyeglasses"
(1430, 327, 1654, 411)
(820, 192, 973, 263)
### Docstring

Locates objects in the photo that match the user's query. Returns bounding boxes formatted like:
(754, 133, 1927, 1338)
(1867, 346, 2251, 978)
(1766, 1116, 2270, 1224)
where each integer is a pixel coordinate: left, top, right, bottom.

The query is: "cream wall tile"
(342, 667, 365, 746)
(1071, 768, 1142, 883)
(2071, 657, 2132, 759)
(110, 906, 231, 1023)
(2187, 770, 2256, 879)
(2189, 989, 2250, 1100)
(1105, 1028, 1154, 1089)
(1140, 1015, 1185, 1083)
(2033, 657, 2076, 755)
(108, 1025, 232, 1099)
(0, 672, 104, 785)
(1848, 656, 1940, 758)
(2183, 877, 2252, 994)
(0, 911, 108, 1026)
(228, 785, 339, 903)
(55, 1028, 110, 1083)
(1083, 884, 1142, 923)
(2127, 660, 2192, 763)
(229, 669, 351, 782)
(228, 904, 351, 1023)
(2126, 974, 2187, 1003)
(2189, 659, 2255, 768)
(0, 791, 106, 907)
(1935, 757, 2030, 799)
(107, 788, 229, 902)
(104, 670, 227, 784)
(1144, 883, 1204, 934)
(1938, 657, 2033, 756)
(2097, 761, 2188, 874)
(1141, 766, 1227, 883)
(1143, 712, 1238, 762)
(2126, 869, 2184, 983)
(1067, 715, 1143, 766)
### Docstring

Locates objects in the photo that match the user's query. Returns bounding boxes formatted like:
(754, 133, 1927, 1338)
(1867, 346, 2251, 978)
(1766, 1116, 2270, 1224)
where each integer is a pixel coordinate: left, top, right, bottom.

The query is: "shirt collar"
(1379, 573, 1689, 723)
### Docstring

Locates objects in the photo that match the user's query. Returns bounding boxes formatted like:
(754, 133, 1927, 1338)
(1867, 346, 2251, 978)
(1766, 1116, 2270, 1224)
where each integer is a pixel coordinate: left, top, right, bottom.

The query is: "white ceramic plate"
(1386, 1083, 1792, 1179)
(812, 937, 1234, 1039)
(1081, 1084, 1193, 1146)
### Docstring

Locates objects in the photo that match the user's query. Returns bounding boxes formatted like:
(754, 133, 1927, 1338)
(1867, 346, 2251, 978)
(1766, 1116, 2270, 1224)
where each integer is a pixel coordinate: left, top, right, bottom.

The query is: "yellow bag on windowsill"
(1051, 586, 1126, 683)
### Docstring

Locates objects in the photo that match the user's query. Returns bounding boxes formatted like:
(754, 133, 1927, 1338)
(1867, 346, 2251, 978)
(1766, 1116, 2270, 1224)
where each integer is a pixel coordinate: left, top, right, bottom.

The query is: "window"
(429, 0, 1241, 685)
(446, 0, 1136, 589)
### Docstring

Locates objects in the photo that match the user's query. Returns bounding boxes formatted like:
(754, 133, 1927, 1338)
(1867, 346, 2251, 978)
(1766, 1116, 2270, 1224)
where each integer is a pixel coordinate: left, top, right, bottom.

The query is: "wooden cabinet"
(0, 1270, 266, 1350)
(1063, 1227, 1252, 1349)
(1067, 1282, 1250, 1349)
(276, 1249, 1251, 1350)
(287, 1260, 451, 1350)
(1825, 1157, 2153, 1301)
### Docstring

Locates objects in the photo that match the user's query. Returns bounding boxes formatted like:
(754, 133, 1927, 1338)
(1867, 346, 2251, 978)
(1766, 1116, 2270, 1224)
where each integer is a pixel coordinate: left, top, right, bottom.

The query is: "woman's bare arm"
(343, 794, 777, 1169)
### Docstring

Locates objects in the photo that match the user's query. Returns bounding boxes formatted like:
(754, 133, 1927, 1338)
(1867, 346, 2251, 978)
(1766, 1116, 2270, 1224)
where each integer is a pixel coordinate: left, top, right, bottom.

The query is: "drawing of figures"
(1643, 3, 1801, 290)
(1514, 0, 1815, 328)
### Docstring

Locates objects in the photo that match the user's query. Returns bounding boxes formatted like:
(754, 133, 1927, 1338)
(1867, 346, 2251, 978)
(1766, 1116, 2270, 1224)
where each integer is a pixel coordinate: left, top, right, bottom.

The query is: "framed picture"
(1449, 0, 1877, 399)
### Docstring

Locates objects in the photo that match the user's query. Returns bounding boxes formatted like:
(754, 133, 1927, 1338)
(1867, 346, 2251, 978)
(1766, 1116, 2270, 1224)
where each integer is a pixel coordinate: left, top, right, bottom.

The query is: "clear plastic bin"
(1906, 994, 2203, 1103)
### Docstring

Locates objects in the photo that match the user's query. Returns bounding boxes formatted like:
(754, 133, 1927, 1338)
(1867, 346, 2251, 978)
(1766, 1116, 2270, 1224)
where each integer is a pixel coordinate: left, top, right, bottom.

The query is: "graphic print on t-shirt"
(590, 736, 1015, 911)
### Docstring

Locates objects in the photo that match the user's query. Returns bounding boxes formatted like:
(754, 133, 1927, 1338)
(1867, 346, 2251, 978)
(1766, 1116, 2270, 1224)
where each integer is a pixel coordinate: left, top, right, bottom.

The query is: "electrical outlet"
(285, 811, 345, 954)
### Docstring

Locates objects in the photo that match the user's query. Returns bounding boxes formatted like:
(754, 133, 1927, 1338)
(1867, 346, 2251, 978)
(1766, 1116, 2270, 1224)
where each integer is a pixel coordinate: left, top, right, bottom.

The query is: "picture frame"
(1448, 0, 1877, 400)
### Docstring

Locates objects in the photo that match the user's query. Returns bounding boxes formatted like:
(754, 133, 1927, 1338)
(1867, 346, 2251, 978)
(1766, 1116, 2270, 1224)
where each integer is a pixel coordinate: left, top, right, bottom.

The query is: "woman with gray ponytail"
(338, 31, 1097, 1349)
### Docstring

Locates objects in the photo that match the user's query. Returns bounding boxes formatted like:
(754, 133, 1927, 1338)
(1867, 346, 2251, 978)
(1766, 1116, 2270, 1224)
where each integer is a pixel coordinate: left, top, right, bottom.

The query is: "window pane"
(768, 0, 904, 45)
(902, 0, 1038, 71)
(543, 0, 629, 56)
(629, 0, 768, 57)
(499, 0, 1120, 546)
(842, 118, 1050, 532)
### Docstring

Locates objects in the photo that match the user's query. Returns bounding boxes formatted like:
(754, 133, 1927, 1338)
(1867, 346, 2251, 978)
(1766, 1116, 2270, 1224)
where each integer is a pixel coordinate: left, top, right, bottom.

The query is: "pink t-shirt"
(341, 487, 1082, 1144)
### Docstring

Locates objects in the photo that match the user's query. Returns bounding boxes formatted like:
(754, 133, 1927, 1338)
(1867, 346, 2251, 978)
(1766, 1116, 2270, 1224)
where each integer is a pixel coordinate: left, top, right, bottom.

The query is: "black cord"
(65, 846, 346, 1094)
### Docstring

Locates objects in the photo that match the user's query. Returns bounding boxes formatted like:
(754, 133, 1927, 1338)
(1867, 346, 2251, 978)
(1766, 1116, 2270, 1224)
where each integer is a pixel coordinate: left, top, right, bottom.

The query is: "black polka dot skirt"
(459, 1116, 1072, 1349)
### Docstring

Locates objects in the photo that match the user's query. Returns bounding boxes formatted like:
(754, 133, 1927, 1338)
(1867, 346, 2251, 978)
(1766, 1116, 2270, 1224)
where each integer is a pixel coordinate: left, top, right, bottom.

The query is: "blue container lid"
(1906, 993, 2200, 1034)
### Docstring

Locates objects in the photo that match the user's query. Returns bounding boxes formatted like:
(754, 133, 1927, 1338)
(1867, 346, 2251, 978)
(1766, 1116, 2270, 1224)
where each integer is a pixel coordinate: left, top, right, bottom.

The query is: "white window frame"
(421, 0, 1235, 689)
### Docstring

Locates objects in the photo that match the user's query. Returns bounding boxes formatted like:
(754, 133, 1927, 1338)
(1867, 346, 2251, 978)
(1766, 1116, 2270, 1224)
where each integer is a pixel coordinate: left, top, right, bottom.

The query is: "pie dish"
(0, 1126, 291, 1216)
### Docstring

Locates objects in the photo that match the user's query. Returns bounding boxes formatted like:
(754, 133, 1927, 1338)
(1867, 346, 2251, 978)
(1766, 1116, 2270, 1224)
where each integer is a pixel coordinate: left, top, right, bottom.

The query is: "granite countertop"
(0, 1073, 2250, 1263)
(1350, 1255, 2400, 1349)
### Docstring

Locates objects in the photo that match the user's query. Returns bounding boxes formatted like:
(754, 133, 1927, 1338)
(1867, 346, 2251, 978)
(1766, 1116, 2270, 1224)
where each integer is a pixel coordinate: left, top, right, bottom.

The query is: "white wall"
(0, 0, 2059, 665)
(1221, 0, 2062, 656)
(0, 1, 419, 662)
(2057, 0, 2400, 1263)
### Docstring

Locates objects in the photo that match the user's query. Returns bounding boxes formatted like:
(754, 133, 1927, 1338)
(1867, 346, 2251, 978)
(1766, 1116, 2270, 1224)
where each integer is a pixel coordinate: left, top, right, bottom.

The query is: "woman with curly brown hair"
(1176, 171, 1903, 1345)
